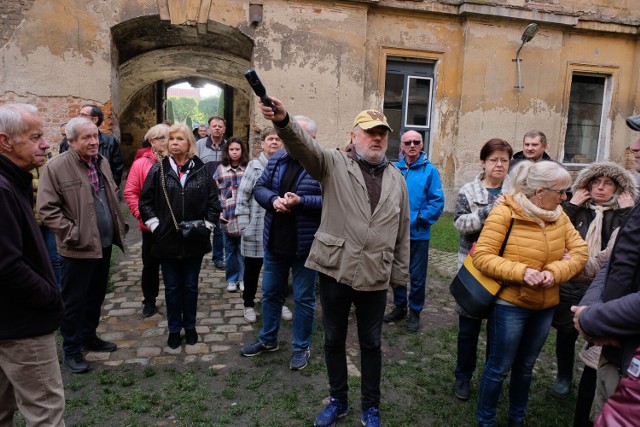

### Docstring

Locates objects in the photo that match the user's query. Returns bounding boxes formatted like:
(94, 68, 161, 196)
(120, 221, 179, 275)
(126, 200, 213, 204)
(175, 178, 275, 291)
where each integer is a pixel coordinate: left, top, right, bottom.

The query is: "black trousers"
(141, 231, 160, 304)
(60, 246, 112, 357)
(318, 273, 387, 411)
(242, 256, 263, 307)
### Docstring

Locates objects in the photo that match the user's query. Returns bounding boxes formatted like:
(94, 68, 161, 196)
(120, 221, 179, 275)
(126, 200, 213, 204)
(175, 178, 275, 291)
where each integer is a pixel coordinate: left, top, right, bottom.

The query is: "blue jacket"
(395, 152, 444, 240)
(254, 149, 322, 256)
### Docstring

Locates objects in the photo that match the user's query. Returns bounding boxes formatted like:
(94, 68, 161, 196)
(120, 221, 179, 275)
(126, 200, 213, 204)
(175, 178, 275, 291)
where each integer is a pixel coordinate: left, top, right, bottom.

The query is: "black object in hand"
(244, 68, 277, 113)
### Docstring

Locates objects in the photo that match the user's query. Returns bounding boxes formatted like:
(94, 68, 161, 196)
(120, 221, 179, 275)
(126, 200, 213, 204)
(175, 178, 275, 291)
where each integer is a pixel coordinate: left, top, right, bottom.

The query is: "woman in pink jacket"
(124, 124, 168, 317)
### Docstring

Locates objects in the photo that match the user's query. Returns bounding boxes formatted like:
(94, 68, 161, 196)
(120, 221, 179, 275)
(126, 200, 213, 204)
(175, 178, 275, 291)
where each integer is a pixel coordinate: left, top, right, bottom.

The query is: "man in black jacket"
(78, 104, 124, 187)
(0, 103, 65, 426)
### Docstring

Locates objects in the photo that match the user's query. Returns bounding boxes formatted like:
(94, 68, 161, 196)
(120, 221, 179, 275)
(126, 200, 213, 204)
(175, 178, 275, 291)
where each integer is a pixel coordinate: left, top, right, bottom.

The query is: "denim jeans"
(477, 303, 555, 426)
(141, 230, 160, 305)
(455, 315, 488, 383)
(319, 273, 387, 411)
(160, 255, 203, 333)
(223, 233, 244, 283)
(259, 248, 317, 352)
(243, 256, 263, 307)
(0, 333, 65, 426)
(39, 225, 61, 288)
(212, 222, 224, 263)
(392, 239, 429, 312)
(60, 246, 112, 357)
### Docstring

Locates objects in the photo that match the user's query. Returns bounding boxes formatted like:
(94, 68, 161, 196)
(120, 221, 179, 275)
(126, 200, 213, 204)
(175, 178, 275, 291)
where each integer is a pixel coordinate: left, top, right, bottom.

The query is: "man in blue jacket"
(240, 116, 322, 371)
(383, 130, 444, 331)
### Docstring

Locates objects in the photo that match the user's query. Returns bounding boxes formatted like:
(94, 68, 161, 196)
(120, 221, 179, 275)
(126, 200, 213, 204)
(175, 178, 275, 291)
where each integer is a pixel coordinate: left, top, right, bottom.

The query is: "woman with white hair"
(473, 160, 588, 427)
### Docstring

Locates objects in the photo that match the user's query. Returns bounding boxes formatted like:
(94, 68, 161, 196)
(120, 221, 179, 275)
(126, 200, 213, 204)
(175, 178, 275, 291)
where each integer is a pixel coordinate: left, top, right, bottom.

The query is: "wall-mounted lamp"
(515, 23, 539, 93)
(249, 4, 263, 25)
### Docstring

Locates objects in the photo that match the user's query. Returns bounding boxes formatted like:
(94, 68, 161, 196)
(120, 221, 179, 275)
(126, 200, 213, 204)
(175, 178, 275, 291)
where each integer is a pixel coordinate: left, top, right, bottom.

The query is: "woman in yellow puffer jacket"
(473, 160, 588, 427)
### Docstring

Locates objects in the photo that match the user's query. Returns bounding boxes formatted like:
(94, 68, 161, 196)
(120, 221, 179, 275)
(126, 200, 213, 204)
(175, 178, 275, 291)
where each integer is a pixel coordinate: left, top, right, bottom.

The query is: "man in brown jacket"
(258, 97, 410, 427)
(38, 117, 126, 374)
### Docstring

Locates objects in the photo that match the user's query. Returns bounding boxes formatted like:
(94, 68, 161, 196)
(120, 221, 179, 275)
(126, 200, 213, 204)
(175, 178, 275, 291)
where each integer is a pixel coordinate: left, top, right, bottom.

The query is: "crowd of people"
(2, 98, 640, 427)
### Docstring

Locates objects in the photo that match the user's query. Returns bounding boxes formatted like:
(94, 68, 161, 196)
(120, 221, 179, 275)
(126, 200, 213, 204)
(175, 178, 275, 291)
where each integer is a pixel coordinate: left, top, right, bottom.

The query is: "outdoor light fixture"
(515, 23, 539, 93)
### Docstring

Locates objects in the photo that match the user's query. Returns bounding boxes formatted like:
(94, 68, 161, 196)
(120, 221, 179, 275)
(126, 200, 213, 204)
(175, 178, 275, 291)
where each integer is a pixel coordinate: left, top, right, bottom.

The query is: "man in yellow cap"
(258, 98, 410, 427)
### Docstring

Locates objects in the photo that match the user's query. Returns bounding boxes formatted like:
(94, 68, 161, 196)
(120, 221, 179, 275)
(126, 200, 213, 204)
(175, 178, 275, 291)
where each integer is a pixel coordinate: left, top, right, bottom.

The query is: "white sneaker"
(238, 281, 245, 291)
(227, 282, 238, 292)
(244, 307, 257, 323)
(281, 305, 293, 321)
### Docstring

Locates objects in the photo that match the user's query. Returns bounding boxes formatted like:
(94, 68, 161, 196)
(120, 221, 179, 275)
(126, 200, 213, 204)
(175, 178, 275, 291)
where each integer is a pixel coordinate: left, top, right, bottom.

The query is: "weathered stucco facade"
(2, 0, 640, 209)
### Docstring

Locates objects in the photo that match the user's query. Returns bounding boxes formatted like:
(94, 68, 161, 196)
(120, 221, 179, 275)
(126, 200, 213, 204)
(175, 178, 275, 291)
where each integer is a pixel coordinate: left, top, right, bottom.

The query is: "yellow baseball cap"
(353, 110, 392, 131)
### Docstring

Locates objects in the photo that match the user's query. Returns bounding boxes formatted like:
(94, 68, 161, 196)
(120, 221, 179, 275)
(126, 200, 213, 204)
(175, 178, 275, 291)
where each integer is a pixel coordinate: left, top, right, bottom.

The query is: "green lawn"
(430, 212, 459, 253)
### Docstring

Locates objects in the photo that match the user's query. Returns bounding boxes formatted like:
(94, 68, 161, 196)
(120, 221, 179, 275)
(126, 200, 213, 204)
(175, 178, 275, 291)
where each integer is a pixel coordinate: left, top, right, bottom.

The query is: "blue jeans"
(160, 256, 203, 333)
(477, 303, 555, 426)
(319, 273, 387, 410)
(212, 222, 224, 263)
(39, 225, 61, 288)
(259, 248, 317, 352)
(392, 239, 429, 312)
(223, 233, 244, 283)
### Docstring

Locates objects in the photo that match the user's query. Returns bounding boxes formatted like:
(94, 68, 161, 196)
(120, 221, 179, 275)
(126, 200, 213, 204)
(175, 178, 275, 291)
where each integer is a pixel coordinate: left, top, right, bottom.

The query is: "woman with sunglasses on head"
(452, 138, 513, 402)
(124, 124, 169, 317)
(473, 160, 588, 427)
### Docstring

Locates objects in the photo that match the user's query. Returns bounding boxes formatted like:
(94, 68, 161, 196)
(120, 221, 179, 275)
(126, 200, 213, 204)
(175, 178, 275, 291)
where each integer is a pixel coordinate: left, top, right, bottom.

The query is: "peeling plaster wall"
(3, 0, 640, 211)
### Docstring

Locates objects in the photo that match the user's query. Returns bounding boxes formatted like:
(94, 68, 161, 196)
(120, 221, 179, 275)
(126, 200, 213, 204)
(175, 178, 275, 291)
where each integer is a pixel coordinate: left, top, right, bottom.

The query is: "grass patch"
(430, 212, 459, 253)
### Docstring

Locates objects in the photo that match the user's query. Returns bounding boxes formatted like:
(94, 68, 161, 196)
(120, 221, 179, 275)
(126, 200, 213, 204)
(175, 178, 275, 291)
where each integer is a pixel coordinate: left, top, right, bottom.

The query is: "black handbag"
(159, 159, 211, 244)
(449, 218, 514, 317)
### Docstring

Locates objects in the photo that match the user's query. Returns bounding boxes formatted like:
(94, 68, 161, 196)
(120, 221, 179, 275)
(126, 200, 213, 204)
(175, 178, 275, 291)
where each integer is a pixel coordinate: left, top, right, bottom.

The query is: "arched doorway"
(111, 15, 253, 166)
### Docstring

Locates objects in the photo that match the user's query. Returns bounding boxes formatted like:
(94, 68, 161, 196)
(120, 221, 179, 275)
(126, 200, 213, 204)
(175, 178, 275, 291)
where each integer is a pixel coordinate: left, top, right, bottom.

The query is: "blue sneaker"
(314, 397, 349, 427)
(240, 339, 279, 357)
(290, 348, 311, 371)
(361, 407, 381, 427)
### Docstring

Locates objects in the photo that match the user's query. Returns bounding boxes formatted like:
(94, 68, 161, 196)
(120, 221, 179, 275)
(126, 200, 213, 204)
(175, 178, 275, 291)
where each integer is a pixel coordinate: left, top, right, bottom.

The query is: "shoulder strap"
(159, 159, 179, 231)
(499, 218, 515, 256)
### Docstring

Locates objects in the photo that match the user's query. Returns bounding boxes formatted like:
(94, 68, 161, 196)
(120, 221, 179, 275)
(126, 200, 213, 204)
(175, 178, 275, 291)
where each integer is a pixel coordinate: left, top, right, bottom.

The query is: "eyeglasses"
(150, 136, 166, 142)
(402, 140, 422, 146)
(486, 158, 509, 165)
(544, 187, 568, 196)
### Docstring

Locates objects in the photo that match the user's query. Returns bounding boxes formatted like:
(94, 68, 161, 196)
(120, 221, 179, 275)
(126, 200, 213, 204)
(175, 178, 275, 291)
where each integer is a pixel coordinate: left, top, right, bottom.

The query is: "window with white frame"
(383, 59, 435, 160)
(562, 73, 611, 164)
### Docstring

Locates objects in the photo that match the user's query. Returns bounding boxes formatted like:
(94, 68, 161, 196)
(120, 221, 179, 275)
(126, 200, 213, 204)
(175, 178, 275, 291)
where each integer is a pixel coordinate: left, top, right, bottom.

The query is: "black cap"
(626, 114, 640, 131)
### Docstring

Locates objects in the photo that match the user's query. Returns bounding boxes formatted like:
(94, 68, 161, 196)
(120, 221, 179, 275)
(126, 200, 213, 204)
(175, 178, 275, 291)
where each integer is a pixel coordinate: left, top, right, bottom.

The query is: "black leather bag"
(179, 220, 211, 243)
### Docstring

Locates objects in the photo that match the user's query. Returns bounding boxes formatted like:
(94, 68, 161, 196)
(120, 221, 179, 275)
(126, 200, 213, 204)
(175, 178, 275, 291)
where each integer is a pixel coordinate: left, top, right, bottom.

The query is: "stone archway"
(111, 14, 254, 166)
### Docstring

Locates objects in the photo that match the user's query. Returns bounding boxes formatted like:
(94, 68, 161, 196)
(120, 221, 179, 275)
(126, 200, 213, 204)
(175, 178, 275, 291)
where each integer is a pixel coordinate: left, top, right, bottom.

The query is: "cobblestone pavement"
(87, 234, 459, 368)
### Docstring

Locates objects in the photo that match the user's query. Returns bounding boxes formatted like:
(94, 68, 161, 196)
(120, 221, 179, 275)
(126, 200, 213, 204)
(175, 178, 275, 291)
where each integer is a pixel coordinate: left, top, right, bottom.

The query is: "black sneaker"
(214, 260, 225, 269)
(168, 332, 182, 349)
(185, 329, 198, 345)
(142, 301, 156, 317)
(454, 380, 470, 401)
(64, 353, 90, 374)
(407, 310, 420, 332)
(383, 305, 407, 323)
(83, 337, 117, 352)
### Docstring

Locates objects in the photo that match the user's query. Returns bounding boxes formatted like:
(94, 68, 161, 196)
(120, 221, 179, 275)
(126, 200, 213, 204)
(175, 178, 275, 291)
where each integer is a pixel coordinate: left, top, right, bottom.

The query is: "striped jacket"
(236, 153, 269, 258)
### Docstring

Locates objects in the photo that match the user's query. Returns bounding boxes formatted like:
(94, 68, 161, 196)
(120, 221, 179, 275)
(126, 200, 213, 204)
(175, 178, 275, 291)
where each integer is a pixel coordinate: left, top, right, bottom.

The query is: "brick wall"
(0, 92, 116, 152)
(0, 0, 36, 47)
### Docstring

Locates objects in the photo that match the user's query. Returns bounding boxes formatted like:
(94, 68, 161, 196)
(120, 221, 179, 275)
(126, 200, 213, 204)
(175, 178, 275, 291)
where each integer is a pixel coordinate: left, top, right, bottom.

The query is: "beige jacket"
(275, 116, 410, 291)
(37, 149, 125, 258)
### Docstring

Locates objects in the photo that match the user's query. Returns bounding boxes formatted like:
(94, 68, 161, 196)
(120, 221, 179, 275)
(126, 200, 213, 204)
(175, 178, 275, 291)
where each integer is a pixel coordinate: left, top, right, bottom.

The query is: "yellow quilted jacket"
(472, 194, 588, 309)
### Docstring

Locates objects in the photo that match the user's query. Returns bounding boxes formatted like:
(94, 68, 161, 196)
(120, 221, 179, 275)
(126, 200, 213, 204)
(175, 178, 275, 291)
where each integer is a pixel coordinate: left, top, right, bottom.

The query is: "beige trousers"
(0, 333, 65, 427)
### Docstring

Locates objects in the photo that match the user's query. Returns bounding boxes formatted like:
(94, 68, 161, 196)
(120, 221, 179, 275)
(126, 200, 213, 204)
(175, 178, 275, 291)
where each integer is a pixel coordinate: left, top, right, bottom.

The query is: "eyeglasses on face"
(485, 158, 509, 165)
(402, 140, 422, 146)
(150, 136, 166, 142)
(544, 187, 568, 196)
